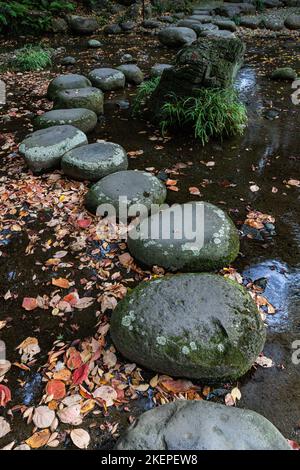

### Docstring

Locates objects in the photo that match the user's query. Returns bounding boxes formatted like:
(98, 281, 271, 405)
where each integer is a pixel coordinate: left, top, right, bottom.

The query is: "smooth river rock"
(35, 108, 98, 134)
(111, 273, 266, 381)
(116, 400, 290, 450)
(128, 202, 240, 272)
(85, 170, 167, 215)
(47, 74, 92, 101)
(158, 27, 197, 47)
(53, 87, 104, 115)
(88, 68, 126, 91)
(61, 142, 128, 181)
(116, 64, 144, 85)
(19, 125, 87, 174)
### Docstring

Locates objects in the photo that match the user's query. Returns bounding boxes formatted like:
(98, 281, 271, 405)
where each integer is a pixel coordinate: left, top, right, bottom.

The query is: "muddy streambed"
(0, 31, 300, 447)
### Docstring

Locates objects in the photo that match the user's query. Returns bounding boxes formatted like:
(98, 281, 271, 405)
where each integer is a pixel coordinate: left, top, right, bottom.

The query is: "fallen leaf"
(52, 278, 70, 289)
(26, 429, 50, 449)
(46, 380, 66, 400)
(70, 428, 90, 449)
(160, 377, 194, 394)
(0, 360, 11, 377)
(189, 186, 201, 196)
(286, 179, 300, 187)
(32, 406, 55, 429)
(74, 297, 94, 310)
(0, 417, 11, 438)
(77, 218, 92, 229)
(22, 297, 38, 311)
(255, 355, 274, 368)
(57, 404, 82, 425)
(103, 350, 117, 369)
(93, 386, 117, 407)
(288, 439, 300, 450)
(72, 363, 89, 385)
(0, 384, 11, 407)
(250, 184, 260, 192)
(66, 347, 83, 370)
(231, 387, 242, 402)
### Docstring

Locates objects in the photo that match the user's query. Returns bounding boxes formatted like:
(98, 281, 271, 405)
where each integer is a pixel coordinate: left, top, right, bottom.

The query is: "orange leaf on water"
(46, 379, 66, 400)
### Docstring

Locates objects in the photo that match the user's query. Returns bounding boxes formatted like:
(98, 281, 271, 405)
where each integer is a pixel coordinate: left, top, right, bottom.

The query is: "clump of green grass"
(132, 77, 160, 115)
(12, 45, 52, 71)
(160, 88, 248, 145)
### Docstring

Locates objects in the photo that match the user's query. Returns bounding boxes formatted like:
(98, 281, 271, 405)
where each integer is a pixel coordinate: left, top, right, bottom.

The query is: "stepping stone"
(120, 21, 136, 32)
(187, 22, 219, 36)
(271, 67, 297, 81)
(19, 125, 87, 174)
(60, 56, 76, 66)
(285, 15, 300, 30)
(204, 29, 235, 39)
(116, 401, 290, 450)
(187, 15, 213, 23)
(158, 27, 197, 47)
(214, 20, 237, 32)
(240, 17, 262, 29)
(263, 19, 284, 31)
(47, 74, 92, 101)
(61, 142, 128, 181)
(128, 202, 240, 272)
(88, 68, 126, 91)
(35, 108, 98, 134)
(68, 15, 99, 34)
(150, 63, 173, 77)
(85, 170, 167, 215)
(142, 20, 162, 29)
(110, 273, 266, 381)
(117, 64, 144, 85)
(88, 39, 102, 48)
(53, 87, 104, 115)
(104, 24, 122, 35)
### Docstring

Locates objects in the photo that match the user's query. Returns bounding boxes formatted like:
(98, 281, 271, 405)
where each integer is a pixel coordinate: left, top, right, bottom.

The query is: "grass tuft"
(11, 45, 52, 72)
(132, 77, 160, 116)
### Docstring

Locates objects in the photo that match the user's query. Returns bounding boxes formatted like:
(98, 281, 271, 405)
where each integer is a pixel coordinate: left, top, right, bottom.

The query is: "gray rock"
(47, 74, 92, 101)
(85, 170, 167, 214)
(285, 15, 300, 30)
(54, 87, 104, 115)
(264, 0, 282, 6)
(88, 68, 126, 91)
(117, 64, 144, 85)
(176, 19, 201, 28)
(104, 24, 122, 34)
(51, 17, 68, 33)
(151, 63, 173, 77)
(204, 29, 236, 39)
(159, 15, 174, 23)
(68, 15, 99, 34)
(271, 67, 297, 81)
(142, 19, 162, 29)
(111, 273, 266, 380)
(19, 125, 87, 174)
(128, 202, 240, 271)
(116, 400, 290, 450)
(263, 19, 284, 31)
(120, 21, 136, 31)
(187, 15, 214, 23)
(120, 53, 134, 63)
(61, 142, 128, 181)
(158, 27, 197, 47)
(240, 17, 262, 29)
(60, 56, 76, 66)
(35, 108, 98, 134)
(215, 3, 255, 18)
(214, 20, 237, 32)
(187, 23, 219, 36)
(88, 39, 102, 48)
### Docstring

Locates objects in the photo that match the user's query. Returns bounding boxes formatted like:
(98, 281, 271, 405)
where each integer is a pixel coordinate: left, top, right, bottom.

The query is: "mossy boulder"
(53, 87, 104, 115)
(111, 273, 266, 381)
(116, 400, 290, 450)
(35, 108, 98, 134)
(271, 67, 297, 81)
(128, 202, 240, 272)
(47, 74, 92, 101)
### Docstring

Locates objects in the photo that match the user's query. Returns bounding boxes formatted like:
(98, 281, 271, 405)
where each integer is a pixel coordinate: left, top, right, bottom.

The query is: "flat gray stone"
(47, 74, 92, 101)
(19, 125, 87, 174)
(60, 56, 76, 66)
(263, 19, 284, 31)
(53, 87, 104, 115)
(214, 20, 237, 32)
(111, 273, 266, 381)
(187, 15, 214, 23)
(240, 17, 262, 29)
(35, 108, 98, 134)
(85, 170, 167, 215)
(88, 68, 126, 91)
(128, 202, 240, 272)
(158, 27, 197, 47)
(204, 29, 235, 39)
(88, 39, 102, 48)
(61, 142, 128, 181)
(104, 24, 122, 34)
(150, 63, 173, 77)
(188, 22, 219, 36)
(285, 15, 300, 30)
(116, 400, 291, 450)
(117, 64, 144, 85)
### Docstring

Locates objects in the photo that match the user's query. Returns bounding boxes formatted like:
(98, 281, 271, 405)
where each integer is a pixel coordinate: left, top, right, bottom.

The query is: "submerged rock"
(53, 87, 104, 115)
(35, 108, 98, 134)
(61, 142, 128, 181)
(47, 74, 92, 101)
(19, 125, 87, 174)
(117, 64, 144, 85)
(85, 170, 167, 214)
(158, 27, 197, 47)
(111, 273, 266, 381)
(88, 68, 126, 91)
(271, 67, 297, 81)
(116, 400, 290, 450)
(128, 202, 240, 271)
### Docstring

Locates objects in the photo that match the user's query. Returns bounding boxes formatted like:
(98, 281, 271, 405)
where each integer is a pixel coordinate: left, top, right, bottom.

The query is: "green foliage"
(232, 15, 241, 26)
(255, 0, 265, 12)
(0, 0, 75, 34)
(160, 88, 248, 145)
(132, 77, 161, 115)
(11, 45, 53, 71)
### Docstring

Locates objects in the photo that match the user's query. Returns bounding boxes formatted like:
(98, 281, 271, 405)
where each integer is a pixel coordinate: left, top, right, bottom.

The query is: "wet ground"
(0, 27, 300, 447)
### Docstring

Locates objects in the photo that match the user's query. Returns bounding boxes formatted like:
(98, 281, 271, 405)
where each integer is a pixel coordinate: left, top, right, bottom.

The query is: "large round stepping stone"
(116, 64, 144, 85)
(53, 87, 104, 115)
(88, 68, 125, 91)
(47, 74, 92, 101)
(186, 22, 219, 36)
(116, 400, 290, 450)
(19, 125, 87, 174)
(150, 63, 173, 77)
(85, 170, 167, 215)
(213, 20, 237, 32)
(285, 15, 300, 30)
(158, 27, 197, 47)
(35, 108, 98, 134)
(111, 273, 266, 381)
(128, 202, 239, 272)
(61, 142, 128, 181)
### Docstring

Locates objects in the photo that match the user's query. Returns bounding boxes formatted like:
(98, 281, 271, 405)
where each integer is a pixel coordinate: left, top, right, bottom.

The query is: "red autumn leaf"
(160, 378, 195, 394)
(22, 297, 38, 311)
(72, 363, 89, 385)
(0, 384, 11, 406)
(77, 218, 92, 229)
(189, 186, 201, 196)
(63, 292, 79, 306)
(66, 347, 83, 370)
(46, 379, 66, 400)
(288, 440, 300, 450)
